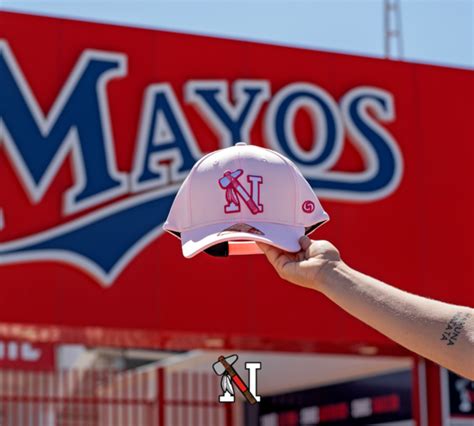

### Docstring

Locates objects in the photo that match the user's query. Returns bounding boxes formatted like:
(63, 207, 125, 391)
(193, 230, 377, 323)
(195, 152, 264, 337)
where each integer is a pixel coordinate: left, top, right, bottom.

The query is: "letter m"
(0, 40, 127, 214)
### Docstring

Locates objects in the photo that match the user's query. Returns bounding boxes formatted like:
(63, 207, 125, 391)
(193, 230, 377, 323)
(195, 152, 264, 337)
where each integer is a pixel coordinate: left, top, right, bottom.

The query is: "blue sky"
(1, 0, 473, 69)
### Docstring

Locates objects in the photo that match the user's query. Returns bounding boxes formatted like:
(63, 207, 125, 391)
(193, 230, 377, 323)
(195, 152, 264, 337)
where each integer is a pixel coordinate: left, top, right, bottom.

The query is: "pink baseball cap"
(163, 142, 329, 258)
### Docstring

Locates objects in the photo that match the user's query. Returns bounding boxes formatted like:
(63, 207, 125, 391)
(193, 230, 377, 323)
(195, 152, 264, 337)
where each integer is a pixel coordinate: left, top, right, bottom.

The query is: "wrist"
(316, 259, 349, 294)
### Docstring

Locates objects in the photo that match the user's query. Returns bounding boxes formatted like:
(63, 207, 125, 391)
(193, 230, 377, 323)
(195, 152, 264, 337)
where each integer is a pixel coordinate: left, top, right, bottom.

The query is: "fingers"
(259, 239, 310, 266)
(258, 238, 324, 270)
(299, 235, 312, 250)
(256, 242, 295, 277)
(306, 241, 323, 259)
(300, 235, 316, 259)
(299, 236, 324, 259)
(296, 250, 306, 262)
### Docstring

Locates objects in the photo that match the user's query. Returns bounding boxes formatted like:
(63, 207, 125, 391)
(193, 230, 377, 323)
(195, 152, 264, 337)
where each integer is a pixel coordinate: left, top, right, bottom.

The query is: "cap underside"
(180, 221, 305, 258)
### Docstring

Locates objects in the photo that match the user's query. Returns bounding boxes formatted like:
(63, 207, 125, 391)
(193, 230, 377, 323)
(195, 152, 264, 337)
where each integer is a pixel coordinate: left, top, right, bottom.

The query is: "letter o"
(265, 83, 343, 176)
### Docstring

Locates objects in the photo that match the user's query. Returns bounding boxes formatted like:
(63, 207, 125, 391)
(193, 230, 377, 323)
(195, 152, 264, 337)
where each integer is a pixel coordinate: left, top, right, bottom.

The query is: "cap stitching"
(237, 146, 243, 222)
(268, 150, 304, 226)
(186, 150, 222, 227)
(279, 155, 299, 225)
(290, 160, 299, 225)
(187, 170, 193, 226)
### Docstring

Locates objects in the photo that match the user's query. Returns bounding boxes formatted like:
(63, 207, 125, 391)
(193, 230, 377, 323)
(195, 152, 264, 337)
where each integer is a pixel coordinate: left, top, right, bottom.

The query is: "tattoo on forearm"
(441, 311, 472, 346)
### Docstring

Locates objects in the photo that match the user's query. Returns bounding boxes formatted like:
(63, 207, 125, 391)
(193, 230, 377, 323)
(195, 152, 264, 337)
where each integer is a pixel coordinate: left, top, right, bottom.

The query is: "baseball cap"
(163, 142, 329, 258)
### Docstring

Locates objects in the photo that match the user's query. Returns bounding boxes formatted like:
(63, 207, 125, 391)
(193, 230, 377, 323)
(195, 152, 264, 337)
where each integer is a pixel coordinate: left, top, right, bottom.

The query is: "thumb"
(256, 242, 282, 266)
(256, 241, 271, 254)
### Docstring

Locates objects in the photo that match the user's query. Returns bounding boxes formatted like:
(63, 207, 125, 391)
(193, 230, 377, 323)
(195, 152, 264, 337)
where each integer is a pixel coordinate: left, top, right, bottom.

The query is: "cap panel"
(187, 145, 296, 228)
(163, 149, 221, 233)
(233, 148, 295, 223)
(266, 148, 328, 227)
(187, 148, 241, 228)
(162, 172, 192, 231)
(291, 162, 329, 226)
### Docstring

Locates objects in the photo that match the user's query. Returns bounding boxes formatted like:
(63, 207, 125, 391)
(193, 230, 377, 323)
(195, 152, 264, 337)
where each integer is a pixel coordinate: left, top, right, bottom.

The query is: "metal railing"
(0, 368, 232, 426)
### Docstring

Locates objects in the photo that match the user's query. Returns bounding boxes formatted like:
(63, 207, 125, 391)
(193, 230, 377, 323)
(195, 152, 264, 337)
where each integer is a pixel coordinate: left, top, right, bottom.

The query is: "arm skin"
(258, 237, 474, 380)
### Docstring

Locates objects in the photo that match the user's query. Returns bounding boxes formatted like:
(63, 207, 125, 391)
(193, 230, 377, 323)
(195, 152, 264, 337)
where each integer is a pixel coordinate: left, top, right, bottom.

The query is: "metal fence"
(0, 368, 232, 426)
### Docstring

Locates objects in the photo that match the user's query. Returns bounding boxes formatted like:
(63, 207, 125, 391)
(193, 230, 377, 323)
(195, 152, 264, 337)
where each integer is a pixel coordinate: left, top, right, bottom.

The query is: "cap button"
(235, 142, 247, 146)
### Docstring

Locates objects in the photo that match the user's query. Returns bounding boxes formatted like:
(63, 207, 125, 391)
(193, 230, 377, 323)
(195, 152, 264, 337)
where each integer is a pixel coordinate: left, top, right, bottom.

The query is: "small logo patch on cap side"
(302, 200, 315, 213)
(217, 223, 265, 236)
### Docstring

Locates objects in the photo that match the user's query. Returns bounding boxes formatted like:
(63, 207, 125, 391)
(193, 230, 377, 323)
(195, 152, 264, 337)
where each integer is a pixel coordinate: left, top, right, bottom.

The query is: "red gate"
(0, 368, 232, 425)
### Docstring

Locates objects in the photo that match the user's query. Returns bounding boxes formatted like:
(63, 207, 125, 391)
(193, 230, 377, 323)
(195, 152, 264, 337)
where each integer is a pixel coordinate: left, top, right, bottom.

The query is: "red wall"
(0, 12, 472, 353)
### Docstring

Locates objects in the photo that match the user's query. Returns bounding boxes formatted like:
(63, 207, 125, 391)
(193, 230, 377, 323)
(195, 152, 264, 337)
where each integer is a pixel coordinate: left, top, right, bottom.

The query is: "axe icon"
(218, 170, 261, 215)
(212, 355, 257, 405)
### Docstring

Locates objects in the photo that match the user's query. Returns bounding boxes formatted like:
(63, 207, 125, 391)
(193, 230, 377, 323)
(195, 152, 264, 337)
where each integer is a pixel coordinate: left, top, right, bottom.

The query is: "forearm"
(319, 261, 474, 379)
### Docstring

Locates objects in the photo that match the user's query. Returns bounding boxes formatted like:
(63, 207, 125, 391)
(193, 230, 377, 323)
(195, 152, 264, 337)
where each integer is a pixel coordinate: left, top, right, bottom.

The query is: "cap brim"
(180, 221, 305, 258)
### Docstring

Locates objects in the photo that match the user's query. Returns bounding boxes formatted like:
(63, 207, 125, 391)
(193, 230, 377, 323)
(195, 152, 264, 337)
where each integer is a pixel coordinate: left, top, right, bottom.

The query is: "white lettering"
(245, 362, 262, 402)
(0, 340, 43, 362)
(186, 80, 270, 147)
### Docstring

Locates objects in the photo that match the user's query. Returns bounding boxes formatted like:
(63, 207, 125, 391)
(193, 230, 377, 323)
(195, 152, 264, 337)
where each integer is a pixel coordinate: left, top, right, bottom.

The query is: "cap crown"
(165, 144, 327, 232)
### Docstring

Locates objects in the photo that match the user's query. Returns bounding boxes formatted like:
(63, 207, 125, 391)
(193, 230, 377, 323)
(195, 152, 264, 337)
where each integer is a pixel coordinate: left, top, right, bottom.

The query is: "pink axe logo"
(218, 169, 263, 214)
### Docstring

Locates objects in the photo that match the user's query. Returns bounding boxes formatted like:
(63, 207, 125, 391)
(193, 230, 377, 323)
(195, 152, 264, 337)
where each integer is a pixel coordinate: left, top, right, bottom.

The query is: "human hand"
(257, 236, 341, 292)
